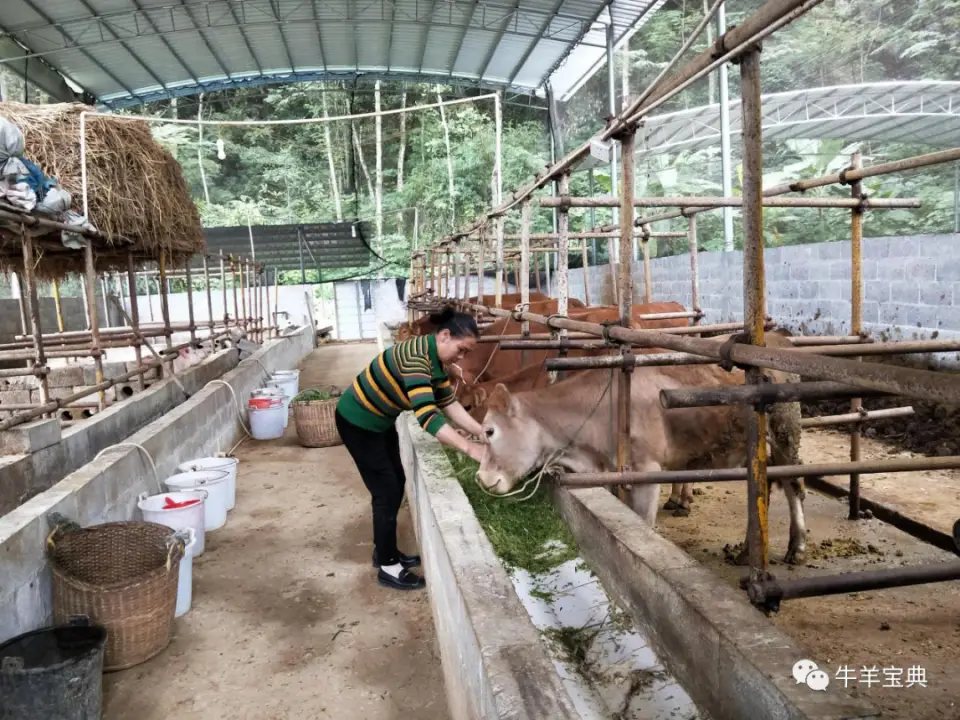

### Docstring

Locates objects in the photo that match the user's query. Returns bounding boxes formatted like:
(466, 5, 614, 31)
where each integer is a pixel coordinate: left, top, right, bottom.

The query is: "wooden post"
(158, 253, 174, 378)
(265, 267, 273, 339)
(640, 224, 653, 304)
(84, 240, 107, 410)
(615, 129, 636, 505)
(581, 238, 591, 306)
(739, 47, 770, 581)
(231, 257, 239, 332)
(185, 259, 197, 346)
(477, 238, 485, 300)
(127, 251, 146, 391)
(849, 150, 864, 520)
(203, 254, 215, 339)
(688, 215, 701, 326)
(520, 200, 532, 339)
(219, 251, 228, 328)
(51, 278, 65, 334)
(237, 258, 244, 332)
(21, 230, 51, 416)
(557, 173, 571, 332)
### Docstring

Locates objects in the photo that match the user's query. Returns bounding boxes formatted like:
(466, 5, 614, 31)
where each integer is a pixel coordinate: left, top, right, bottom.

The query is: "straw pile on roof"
(0, 102, 204, 277)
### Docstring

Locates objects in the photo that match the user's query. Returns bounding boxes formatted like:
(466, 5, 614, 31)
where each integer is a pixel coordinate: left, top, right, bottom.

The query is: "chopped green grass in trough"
(443, 449, 578, 575)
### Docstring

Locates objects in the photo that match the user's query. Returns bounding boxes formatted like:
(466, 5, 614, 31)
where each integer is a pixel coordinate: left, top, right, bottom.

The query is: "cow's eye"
(485, 428, 494, 438)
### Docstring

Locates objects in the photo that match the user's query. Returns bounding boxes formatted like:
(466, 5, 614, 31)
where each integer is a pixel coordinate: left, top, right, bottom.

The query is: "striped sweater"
(336, 334, 456, 436)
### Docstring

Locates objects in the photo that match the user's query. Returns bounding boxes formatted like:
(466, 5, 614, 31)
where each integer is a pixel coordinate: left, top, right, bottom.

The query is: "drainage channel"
(442, 450, 703, 720)
(509, 540, 702, 720)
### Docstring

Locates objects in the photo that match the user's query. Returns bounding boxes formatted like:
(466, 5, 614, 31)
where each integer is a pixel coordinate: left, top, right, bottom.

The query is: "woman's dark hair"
(429, 305, 480, 339)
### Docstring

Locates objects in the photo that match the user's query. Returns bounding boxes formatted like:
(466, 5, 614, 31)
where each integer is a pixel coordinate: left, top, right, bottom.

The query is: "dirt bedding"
(654, 428, 960, 720)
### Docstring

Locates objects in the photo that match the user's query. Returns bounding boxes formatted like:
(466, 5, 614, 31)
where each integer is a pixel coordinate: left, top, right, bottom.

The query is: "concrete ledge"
(398, 414, 580, 720)
(553, 486, 881, 720)
(0, 349, 240, 515)
(0, 328, 314, 644)
(0, 418, 61, 455)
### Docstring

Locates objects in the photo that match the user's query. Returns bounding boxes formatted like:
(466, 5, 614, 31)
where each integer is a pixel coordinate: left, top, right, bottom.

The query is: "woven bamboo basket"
(292, 386, 343, 448)
(293, 397, 342, 448)
(46, 519, 185, 672)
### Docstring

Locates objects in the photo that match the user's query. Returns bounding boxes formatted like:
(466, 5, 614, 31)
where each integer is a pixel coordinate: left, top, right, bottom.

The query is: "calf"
(474, 331, 809, 566)
(171, 345, 208, 374)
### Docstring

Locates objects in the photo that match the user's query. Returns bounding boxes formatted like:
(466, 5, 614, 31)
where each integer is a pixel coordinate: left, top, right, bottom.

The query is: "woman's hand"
(444, 401, 485, 438)
(464, 442, 486, 463)
(437, 424, 486, 463)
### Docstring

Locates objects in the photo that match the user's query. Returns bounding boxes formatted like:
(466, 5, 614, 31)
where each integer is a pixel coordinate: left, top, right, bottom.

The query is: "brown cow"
(398, 296, 585, 342)
(452, 302, 690, 387)
(473, 330, 809, 566)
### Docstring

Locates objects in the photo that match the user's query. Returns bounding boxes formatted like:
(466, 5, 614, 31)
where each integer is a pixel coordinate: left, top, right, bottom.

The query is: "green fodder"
(444, 449, 578, 574)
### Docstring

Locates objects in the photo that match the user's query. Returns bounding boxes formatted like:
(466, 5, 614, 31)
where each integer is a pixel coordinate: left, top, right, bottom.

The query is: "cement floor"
(103, 342, 451, 720)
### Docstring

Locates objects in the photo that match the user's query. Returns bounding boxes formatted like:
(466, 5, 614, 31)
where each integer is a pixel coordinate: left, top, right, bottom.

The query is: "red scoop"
(164, 496, 200, 509)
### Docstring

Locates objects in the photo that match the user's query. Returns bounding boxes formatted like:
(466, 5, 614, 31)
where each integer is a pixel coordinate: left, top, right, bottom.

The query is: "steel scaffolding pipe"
(455, 302, 960, 406)
(660, 380, 896, 409)
(436, 0, 827, 244)
(557, 454, 960, 487)
(748, 562, 960, 614)
(538, 195, 921, 209)
(0, 329, 233, 433)
(800, 406, 915, 428)
(633, 146, 960, 228)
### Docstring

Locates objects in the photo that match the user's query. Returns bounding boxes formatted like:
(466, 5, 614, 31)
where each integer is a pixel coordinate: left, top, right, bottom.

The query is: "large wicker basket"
(46, 519, 184, 672)
(293, 398, 342, 447)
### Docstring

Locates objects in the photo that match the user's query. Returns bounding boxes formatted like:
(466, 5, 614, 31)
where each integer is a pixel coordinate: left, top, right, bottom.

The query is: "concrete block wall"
(568, 234, 960, 366)
(0, 327, 314, 645)
(0, 350, 240, 515)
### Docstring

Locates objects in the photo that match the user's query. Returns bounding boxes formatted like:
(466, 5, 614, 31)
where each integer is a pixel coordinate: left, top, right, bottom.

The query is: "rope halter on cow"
(473, 370, 615, 503)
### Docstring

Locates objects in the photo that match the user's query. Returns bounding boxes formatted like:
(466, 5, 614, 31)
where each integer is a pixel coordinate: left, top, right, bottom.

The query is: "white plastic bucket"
(137, 489, 207, 556)
(176, 456, 239, 511)
(267, 379, 295, 427)
(248, 399, 286, 440)
(163, 470, 230, 531)
(176, 527, 197, 618)
(253, 388, 289, 429)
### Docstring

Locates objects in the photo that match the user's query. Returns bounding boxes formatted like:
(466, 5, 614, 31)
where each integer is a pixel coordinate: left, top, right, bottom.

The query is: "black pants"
(335, 409, 406, 566)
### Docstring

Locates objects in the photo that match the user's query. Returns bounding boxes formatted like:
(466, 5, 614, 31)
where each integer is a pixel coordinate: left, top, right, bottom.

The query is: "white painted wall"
(124, 278, 411, 343)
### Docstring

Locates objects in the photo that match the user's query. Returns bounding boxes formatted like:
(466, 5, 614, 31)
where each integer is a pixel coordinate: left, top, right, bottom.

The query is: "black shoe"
(372, 550, 421, 569)
(377, 567, 426, 591)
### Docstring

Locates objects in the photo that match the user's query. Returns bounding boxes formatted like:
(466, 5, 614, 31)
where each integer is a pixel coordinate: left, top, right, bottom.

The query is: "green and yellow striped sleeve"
(397, 348, 448, 437)
(434, 377, 456, 409)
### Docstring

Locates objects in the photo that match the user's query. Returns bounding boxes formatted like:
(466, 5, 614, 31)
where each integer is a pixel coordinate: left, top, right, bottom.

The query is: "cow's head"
(476, 384, 545, 494)
(458, 383, 489, 423)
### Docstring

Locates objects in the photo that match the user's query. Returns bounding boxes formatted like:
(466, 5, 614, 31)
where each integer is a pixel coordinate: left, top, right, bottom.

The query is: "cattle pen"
(403, 0, 960, 717)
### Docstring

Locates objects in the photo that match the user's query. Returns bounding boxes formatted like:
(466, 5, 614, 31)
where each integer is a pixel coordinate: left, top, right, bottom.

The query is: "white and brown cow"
(474, 331, 810, 565)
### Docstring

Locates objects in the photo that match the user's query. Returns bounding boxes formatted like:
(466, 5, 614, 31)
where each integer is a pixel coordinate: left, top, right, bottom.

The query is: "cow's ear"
(474, 387, 488, 406)
(487, 383, 515, 415)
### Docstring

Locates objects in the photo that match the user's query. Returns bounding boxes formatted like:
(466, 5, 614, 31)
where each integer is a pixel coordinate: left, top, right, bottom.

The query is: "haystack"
(0, 102, 204, 278)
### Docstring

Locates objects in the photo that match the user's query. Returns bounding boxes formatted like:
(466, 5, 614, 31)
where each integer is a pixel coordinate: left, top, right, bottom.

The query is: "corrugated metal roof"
(0, 0, 663, 107)
(635, 82, 960, 157)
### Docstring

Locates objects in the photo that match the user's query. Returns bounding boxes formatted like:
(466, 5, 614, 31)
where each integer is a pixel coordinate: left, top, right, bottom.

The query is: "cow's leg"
(663, 483, 684, 511)
(728, 400, 809, 567)
(781, 479, 807, 565)
(664, 482, 694, 517)
(769, 401, 807, 565)
(628, 462, 662, 527)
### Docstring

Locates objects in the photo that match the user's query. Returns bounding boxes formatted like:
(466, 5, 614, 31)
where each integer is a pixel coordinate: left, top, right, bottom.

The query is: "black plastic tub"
(0, 617, 106, 720)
